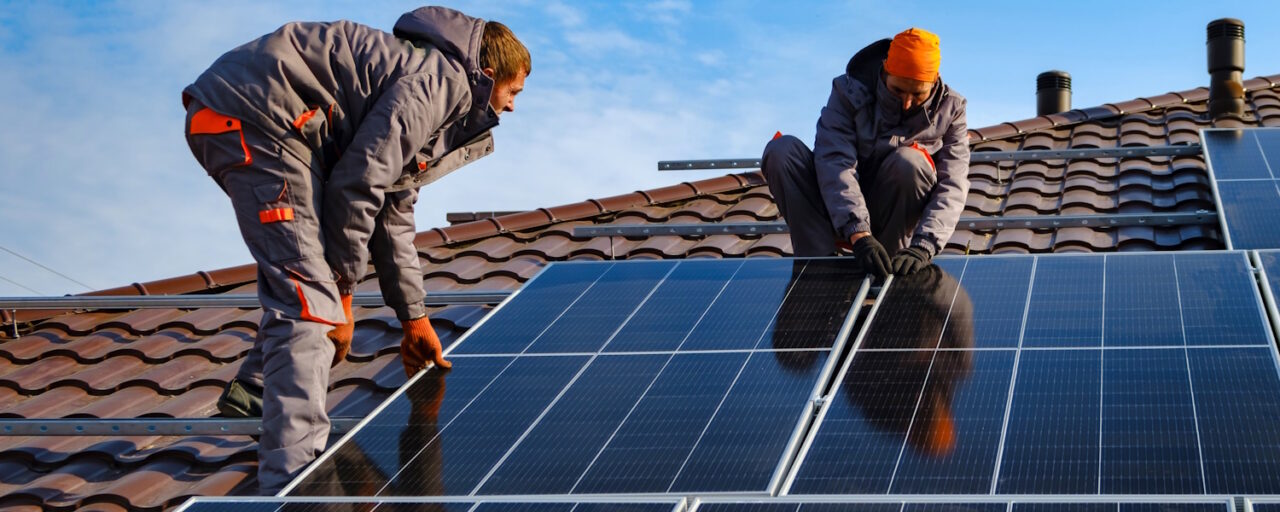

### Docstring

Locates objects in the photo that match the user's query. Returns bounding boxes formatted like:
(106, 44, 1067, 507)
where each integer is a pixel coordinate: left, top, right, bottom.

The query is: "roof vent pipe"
(1036, 70, 1071, 116)
(1207, 18, 1245, 119)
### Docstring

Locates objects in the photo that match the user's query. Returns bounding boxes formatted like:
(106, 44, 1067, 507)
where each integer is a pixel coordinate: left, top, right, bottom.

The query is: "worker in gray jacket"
(181, 6, 529, 494)
(762, 28, 969, 277)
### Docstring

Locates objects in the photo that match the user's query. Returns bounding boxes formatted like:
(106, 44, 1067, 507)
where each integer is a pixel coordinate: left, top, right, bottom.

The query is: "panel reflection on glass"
(1204, 129, 1272, 180)
(1218, 180, 1280, 250)
(1176, 252, 1270, 345)
(857, 265, 967, 351)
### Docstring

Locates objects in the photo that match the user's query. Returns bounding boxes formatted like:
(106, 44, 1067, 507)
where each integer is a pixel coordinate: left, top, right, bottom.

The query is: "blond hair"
(480, 21, 531, 84)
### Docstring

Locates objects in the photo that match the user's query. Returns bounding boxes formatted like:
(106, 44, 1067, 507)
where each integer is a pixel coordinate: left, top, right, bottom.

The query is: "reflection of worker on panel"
(847, 264, 974, 456)
(308, 367, 448, 505)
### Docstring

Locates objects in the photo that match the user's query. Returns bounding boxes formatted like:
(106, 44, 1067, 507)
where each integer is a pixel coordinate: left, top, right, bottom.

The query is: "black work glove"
(891, 246, 932, 276)
(851, 235, 891, 279)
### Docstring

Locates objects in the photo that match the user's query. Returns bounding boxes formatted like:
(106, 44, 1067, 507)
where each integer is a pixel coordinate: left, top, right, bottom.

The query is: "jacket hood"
(846, 38, 891, 90)
(394, 6, 485, 71)
(394, 6, 500, 139)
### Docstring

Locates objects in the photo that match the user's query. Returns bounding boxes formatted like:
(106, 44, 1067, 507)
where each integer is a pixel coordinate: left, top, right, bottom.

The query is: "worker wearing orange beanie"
(762, 28, 969, 279)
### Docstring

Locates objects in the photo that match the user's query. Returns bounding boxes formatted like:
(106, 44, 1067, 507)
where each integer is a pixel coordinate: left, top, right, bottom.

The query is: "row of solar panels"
(268, 252, 1280, 499)
(177, 496, 1280, 512)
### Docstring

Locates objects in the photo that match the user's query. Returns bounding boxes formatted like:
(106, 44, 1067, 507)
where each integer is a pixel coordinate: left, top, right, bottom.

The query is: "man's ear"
(481, 67, 496, 80)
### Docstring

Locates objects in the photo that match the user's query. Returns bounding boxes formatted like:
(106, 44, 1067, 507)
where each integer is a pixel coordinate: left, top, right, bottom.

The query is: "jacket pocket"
(186, 107, 252, 174)
(292, 104, 342, 166)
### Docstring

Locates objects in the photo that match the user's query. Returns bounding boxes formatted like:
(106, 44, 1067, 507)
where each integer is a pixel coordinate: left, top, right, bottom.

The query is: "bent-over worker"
(182, 5, 529, 493)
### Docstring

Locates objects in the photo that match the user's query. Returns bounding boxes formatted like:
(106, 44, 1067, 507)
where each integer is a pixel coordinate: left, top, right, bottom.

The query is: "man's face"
(484, 69, 526, 116)
(884, 73, 934, 112)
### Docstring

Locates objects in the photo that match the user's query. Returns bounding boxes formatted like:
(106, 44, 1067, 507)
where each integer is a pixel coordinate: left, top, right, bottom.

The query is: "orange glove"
(401, 316, 451, 377)
(326, 294, 354, 367)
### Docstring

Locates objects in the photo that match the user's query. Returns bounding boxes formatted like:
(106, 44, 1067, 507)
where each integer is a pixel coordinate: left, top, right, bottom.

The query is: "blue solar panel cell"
(997, 349, 1101, 494)
(856, 265, 964, 350)
(760, 260, 865, 350)
(903, 504, 1004, 512)
(681, 258, 801, 351)
(605, 259, 745, 353)
(1175, 252, 1270, 346)
(529, 261, 676, 354)
(1187, 347, 1280, 494)
(1217, 180, 1280, 250)
(889, 350, 1015, 494)
(947, 256, 1033, 349)
(572, 352, 752, 493)
(1263, 251, 1280, 304)
(1204, 129, 1273, 180)
(1022, 256, 1104, 348)
(1120, 505, 1227, 512)
(452, 263, 611, 354)
(478, 354, 670, 495)
(1104, 254, 1183, 347)
(1100, 348, 1202, 494)
(670, 350, 830, 492)
(569, 505, 682, 512)
(291, 357, 516, 495)
(788, 348, 932, 493)
(1257, 129, 1280, 169)
(1011, 505, 1113, 512)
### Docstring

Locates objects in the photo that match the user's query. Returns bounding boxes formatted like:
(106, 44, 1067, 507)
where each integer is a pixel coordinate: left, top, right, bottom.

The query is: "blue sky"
(0, 0, 1277, 296)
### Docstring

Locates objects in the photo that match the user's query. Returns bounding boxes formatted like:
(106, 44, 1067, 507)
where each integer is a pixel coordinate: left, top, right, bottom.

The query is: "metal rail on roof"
(572, 211, 1217, 238)
(0, 417, 362, 436)
(656, 144, 1203, 170)
(0, 290, 511, 311)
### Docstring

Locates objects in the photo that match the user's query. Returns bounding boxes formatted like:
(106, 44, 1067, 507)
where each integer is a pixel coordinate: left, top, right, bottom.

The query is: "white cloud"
(543, 0, 585, 27)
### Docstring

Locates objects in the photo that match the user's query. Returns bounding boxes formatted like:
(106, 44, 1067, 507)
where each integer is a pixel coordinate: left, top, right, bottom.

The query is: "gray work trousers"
(185, 101, 345, 494)
(761, 135, 937, 257)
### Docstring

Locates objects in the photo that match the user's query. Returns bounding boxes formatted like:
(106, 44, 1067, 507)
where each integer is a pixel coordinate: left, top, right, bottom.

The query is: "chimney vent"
(1207, 18, 1245, 119)
(1036, 70, 1071, 117)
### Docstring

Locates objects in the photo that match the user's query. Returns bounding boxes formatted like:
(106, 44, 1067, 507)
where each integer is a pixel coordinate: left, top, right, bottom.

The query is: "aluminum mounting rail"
(573, 211, 1217, 237)
(0, 290, 512, 311)
(656, 144, 1202, 170)
(0, 417, 362, 436)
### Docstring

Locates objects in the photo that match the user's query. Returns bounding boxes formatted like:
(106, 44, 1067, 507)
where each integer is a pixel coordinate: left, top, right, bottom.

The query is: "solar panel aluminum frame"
(761, 271, 874, 496)
(1246, 497, 1280, 512)
(174, 496, 688, 512)
(690, 495, 1236, 510)
(277, 263, 559, 497)
(1252, 250, 1280, 349)
(777, 274, 899, 496)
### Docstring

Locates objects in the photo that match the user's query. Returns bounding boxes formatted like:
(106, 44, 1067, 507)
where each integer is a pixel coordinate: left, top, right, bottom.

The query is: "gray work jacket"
(814, 39, 970, 255)
(183, 6, 499, 320)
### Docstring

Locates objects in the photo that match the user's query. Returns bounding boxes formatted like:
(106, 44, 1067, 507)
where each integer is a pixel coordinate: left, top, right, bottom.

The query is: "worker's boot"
(217, 378, 264, 417)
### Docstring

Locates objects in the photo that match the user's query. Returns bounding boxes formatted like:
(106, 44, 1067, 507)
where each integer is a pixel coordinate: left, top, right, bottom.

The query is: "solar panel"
(785, 252, 1280, 495)
(1202, 127, 1280, 249)
(287, 258, 870, 497)
(176, 497, 685, 512)
(690, 499, 1232, 512)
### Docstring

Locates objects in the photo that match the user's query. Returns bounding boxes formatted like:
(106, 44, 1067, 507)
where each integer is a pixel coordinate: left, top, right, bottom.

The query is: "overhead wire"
(0, 274, 44, 295)
(0, 245, 93, 291)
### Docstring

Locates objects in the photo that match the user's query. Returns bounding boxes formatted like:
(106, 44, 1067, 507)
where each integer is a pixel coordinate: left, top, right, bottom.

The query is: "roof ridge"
(411, 171, 766, 249)
(967, 72, 1280, 142)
